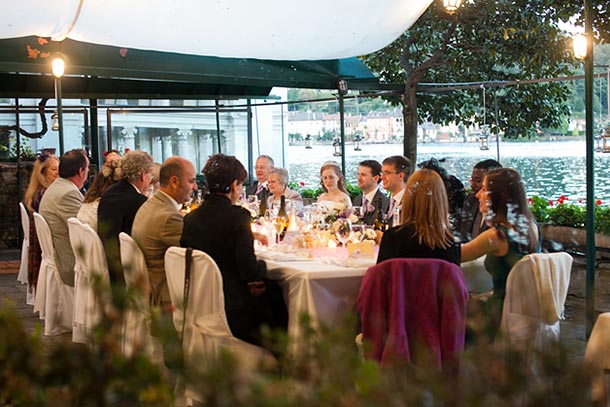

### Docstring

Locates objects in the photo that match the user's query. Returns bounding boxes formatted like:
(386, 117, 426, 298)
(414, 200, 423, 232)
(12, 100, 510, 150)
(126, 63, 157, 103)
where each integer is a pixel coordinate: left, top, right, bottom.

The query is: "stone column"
(176, 129, 194, 164)
(152, 136, 163, 163)
(121, 126, 137, 151)
(162, 133, 173, 159)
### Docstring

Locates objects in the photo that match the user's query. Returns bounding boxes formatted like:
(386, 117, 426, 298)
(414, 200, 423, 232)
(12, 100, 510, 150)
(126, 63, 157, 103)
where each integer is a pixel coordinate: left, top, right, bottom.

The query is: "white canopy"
(0, 0, 432, 60)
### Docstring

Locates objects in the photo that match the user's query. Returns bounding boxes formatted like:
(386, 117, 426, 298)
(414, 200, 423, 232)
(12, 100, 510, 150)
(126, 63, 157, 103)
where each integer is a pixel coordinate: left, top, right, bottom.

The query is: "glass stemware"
(334, 218, 353, 247)
(273, 216, 287, 244)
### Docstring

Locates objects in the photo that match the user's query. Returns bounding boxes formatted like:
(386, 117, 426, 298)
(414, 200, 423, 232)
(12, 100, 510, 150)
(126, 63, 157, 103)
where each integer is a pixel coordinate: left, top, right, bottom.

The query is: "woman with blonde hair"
(23, 152, 59, 292)
(377, 169, 460, 265)
(316, 161, 352, 214)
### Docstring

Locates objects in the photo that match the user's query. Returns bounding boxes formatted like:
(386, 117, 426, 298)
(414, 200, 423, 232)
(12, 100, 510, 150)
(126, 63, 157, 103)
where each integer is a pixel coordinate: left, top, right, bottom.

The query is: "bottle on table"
(372, 196, 387, 232)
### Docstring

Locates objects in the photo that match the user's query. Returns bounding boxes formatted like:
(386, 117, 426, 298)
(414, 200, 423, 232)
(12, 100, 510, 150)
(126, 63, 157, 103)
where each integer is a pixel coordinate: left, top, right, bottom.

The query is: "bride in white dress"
(316, 161, 352, 215)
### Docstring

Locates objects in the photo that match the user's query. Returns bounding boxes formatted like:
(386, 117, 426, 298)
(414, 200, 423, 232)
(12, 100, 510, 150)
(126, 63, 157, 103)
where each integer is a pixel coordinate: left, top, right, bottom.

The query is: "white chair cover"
(33, 212, 74, 336)
(18, 202, 35, 305)
(119, 232, 162, 362)
(68, 218, 111, 344)
(495, 252, 572, 395)
(164, 247, 275, 402)
(584, 313, 610, 405)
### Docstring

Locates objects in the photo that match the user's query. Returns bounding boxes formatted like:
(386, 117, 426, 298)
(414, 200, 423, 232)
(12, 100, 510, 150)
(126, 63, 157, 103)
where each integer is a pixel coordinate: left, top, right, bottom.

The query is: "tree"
(361, 0, 584, 163)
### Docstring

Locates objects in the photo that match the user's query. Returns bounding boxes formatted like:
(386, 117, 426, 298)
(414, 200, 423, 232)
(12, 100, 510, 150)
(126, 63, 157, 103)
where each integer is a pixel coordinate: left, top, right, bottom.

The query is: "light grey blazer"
(39, 177, 84, 287)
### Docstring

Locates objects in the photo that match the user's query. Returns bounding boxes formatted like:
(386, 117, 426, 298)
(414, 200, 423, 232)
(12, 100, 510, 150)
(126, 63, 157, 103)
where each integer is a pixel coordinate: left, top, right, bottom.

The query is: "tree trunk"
(402, 81, 418, 165)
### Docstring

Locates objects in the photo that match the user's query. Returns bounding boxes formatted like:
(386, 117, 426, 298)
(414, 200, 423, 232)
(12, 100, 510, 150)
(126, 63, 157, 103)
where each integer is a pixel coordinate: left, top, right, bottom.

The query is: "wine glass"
(247, 195, 259, 217)
(351, 223, 364, 242)
(273, 216, 287, 244)
(352, 206, 363, 219)
(334, 218, 353, 247)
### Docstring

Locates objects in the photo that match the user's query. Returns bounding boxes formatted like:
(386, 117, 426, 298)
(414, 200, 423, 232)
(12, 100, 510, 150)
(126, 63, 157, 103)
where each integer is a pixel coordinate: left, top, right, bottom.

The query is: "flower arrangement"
(529, 195, 610, 234)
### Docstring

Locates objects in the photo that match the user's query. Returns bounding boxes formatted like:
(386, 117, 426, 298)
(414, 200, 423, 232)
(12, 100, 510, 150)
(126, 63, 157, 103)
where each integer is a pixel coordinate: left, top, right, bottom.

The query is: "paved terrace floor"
(0, 249, 606, 367)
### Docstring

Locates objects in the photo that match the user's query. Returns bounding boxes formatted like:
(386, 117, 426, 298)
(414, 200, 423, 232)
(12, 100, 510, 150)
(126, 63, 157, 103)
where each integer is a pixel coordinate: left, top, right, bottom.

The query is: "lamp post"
(574, 0, 595, 338)
(52, 55, 65, 155)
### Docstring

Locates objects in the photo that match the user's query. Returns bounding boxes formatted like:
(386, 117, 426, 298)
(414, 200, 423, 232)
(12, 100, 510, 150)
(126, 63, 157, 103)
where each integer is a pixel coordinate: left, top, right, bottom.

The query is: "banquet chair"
(18, 202, 35, 305)
(164, 247, 276, 403)
(119, 232, 162, 363)
(495, 252, 572, 400)
(584, 313, 610, 406)
(68, 218, 111, 344)
(356, 258, 468, 376)
(33, 212, 74, 336)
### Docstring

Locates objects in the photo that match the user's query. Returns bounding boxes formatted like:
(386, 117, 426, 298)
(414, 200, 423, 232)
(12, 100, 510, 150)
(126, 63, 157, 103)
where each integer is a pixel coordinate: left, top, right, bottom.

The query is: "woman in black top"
(377, 169, 460, 266)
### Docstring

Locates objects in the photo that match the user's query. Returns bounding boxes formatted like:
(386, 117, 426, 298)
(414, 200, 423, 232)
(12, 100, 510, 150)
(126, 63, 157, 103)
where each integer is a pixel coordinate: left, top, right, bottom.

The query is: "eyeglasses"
(382, 170, 401, 176)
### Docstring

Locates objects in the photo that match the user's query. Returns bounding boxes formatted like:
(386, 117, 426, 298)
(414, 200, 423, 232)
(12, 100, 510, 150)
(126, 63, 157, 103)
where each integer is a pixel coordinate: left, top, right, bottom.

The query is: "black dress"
(377, 223, 461, 266)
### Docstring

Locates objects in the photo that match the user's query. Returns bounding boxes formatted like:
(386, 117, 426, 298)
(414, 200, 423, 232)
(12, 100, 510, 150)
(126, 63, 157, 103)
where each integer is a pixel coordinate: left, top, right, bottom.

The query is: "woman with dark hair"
(76, 159, 120, 230)
(461, 168, 540, 339)
(181, 154, 287, 346)
(24, 153, 59, 293)
(377, 169, 460, 265)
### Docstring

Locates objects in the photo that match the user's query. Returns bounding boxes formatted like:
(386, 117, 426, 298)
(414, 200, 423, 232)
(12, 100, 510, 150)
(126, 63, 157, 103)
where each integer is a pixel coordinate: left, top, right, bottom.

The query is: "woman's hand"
(247, 281, 266, 296)
(253, 231, 269, 246)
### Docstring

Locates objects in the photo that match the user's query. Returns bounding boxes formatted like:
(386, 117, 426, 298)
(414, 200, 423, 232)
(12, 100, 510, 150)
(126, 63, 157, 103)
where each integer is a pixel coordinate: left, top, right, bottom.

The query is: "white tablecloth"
(259, 247, 374, 350)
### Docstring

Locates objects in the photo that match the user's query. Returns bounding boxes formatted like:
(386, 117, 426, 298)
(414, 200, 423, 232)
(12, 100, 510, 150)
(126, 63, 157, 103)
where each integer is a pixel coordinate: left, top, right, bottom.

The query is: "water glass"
(334, 218, 353, 247)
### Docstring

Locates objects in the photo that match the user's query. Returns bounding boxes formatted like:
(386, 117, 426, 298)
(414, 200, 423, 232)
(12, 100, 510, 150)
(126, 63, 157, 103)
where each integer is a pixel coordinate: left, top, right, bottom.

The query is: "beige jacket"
(131, 191, 184, 306)
(39, 177, 83, 286)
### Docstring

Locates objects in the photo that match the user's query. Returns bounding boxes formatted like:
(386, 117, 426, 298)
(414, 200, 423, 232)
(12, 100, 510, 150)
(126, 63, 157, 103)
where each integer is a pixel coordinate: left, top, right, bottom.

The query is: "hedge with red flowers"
(529, 195, 610, 234)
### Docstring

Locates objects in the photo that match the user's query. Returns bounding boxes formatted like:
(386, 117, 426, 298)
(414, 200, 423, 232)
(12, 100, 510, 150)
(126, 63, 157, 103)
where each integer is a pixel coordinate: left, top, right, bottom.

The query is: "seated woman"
(181, 154, 287, 347)
(24, 152, 59, 294)
(377, 169, 460, 266)
(77, 159, 120, 231)
(461, 168, 540, 340)
(316, 161, 352, 215)
(266, 167, 303, 212)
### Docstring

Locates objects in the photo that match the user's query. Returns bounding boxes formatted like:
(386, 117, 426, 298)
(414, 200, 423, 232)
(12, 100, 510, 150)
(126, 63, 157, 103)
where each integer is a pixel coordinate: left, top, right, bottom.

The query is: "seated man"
(181, 154, 287, 346)
(98, 150, 154, 285)
(132, 156, 197, 307)
(352, 159, 389, 225)
(39, 148, 89, 287)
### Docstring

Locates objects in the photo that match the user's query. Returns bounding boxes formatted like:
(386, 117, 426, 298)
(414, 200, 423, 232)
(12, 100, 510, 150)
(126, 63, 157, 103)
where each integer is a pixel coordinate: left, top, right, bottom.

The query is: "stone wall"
(0, 161, 33, 249)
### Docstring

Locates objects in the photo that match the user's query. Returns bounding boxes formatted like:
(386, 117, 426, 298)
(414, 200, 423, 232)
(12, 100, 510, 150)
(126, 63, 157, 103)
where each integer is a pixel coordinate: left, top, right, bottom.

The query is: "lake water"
(285, 140, 610, 202)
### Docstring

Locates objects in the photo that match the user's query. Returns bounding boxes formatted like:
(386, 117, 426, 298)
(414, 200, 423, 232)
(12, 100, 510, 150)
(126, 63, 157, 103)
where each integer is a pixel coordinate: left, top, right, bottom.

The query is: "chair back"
(33, 212, 74, 335)
(119, 232, 159, 358)
(357, 258, 468, 372)
(496, 252, 572, 401)
(68, 217, 110, 344)
(34, 212, 56, 269)
(17, 202, 30, 287)
(165, 246, 275, 403)
(164, 247, 231, 358)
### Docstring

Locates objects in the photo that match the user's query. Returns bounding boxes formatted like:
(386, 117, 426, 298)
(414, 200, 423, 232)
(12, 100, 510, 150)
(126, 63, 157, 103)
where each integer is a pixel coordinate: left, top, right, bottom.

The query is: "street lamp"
(52, 53, 66, 155)
(443, 0, 462, 14)
(573, 33, 588, 60)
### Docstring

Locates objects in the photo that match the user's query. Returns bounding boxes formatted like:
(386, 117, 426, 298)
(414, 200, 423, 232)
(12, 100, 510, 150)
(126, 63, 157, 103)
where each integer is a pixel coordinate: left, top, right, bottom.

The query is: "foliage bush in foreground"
(0, 296, 593, 407)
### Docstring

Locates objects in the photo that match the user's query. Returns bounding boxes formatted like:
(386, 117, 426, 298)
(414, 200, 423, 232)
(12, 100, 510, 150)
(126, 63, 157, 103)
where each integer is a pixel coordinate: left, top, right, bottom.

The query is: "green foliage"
(10, 143, 36, 161)
(361, 0, 580, 161)
(288, 180, 362, 201)
(529, 195, 610, 234)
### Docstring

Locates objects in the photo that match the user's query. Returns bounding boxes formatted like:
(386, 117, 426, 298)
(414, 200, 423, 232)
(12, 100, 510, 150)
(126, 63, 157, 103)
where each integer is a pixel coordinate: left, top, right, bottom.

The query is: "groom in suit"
(39, 148, 89, 287)
(352, 160, 389, 226)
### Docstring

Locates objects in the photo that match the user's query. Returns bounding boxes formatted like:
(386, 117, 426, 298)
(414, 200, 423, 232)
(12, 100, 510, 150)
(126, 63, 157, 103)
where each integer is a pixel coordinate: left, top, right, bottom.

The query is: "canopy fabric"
(0, 36, 381, 99)
(0, 0, 432, 61)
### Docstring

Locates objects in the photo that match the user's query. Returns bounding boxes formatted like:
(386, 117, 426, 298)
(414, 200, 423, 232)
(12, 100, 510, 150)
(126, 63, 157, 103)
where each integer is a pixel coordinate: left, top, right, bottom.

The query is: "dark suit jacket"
(352, 188, 389, 226)
(98, 179, 148, 284)
(457, 192, 488, 242)
(181, 194, 266, 312)
(246, 181, 271, 207)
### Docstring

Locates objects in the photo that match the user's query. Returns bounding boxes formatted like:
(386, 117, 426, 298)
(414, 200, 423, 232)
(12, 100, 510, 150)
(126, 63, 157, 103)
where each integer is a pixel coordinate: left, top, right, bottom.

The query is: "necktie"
(388, 198, 396, 219)
(362, 196, 368, 211)
(255, 182, 264, 195)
